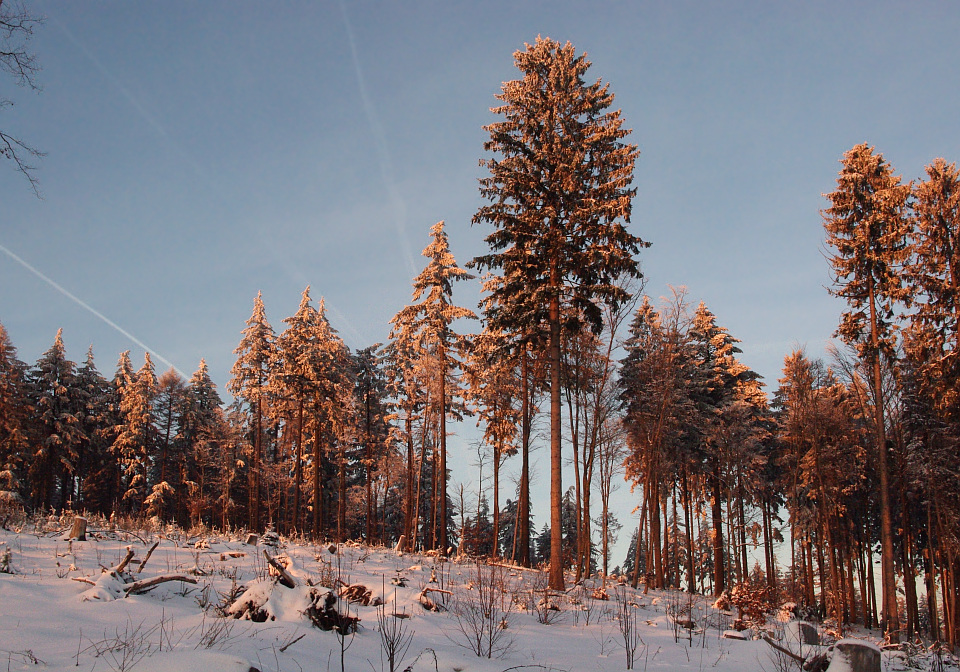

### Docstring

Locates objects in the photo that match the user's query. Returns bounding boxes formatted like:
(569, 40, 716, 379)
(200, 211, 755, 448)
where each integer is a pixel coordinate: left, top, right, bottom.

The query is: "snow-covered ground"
(0, 514, 954, 672)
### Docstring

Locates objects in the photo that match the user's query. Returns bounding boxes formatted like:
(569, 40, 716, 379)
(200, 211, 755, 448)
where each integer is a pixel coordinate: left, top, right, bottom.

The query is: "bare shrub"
(614, 585, 644, 670)
(448, 561, 514, 658)
(376, 581, 414, 672)
(87, 618, 155, 672)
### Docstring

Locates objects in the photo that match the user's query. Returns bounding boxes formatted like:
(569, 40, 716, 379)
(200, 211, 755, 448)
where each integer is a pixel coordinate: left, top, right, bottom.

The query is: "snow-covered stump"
(68, 516, 87, 541)
(826, 640, 880, 672)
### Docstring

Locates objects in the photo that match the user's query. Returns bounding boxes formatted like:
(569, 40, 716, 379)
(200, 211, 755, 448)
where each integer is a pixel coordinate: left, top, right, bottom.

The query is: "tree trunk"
(404, 413, 415, 551)
(868, 279, 899, 641)
(439, 343, 448, 554)
(312, 415, 322, 540)
(548, 270, 564, 591)
(710, 459, 725, 596)
(518, 349, 531, 566)
(293, 398, 304, 534)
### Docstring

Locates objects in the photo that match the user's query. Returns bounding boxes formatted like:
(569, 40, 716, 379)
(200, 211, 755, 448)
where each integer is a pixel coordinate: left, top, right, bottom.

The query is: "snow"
(0, 519, 950, 672)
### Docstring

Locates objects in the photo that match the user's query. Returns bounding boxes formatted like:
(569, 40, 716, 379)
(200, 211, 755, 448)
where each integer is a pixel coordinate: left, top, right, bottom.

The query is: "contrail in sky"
(0, 242, 185, 376)
(337, 0, 418, 276)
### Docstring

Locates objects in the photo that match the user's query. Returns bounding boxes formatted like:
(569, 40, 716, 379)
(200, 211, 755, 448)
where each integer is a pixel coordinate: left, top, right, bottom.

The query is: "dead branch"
(420, 587, 452, 595)
(71, 577, 96, 586)
(488, 562, 542, 574)
(761, 634, 806, 663)
(263, 550, 296, 589)
(114, 548, 136, 573)
(137, 541, 159, 573)
(279, 633, 305, 653)
(124, 574, 198, 596)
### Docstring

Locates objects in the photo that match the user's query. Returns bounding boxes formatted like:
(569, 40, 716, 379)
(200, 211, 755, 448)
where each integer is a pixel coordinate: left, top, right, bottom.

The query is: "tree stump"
(827, 640, 880, 672)
(69, 516, 87, 541)
(245, 533, 258, 546)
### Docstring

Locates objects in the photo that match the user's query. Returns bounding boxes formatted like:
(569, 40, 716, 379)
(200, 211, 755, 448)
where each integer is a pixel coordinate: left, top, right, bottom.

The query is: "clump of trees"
(3, 31, 960, 652)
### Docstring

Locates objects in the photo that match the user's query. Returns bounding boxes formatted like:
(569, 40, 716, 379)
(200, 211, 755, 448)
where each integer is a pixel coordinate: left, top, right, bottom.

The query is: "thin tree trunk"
(548, 271, 564, 591)
(312, 415, 322, 540)
(518, 348, 531, 567)
(710, 459, 725, 596)
(868, 279, 899, 641)
(439, 344, 448, 554)
(293, 398, 304, 534)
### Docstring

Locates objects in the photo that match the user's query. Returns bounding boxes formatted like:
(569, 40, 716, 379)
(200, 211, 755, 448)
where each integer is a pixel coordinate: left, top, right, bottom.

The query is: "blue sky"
(2, 1, 959, 545)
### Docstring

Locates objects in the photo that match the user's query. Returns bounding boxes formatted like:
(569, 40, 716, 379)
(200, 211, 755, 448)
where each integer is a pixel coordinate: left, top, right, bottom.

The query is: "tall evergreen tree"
(687, 302, 760, 596)
(354, 345, 392, 543)
(389, 221, 475, 553)
(181, 359, 225, 525)
(906, 158, 960, 415)
(307, 298, 353, 541)
(0, 322, 29, 497)
(114, 353, 157, 513)
(273, 288, 321, 533)
(823, 143, 910, 639)
(146, 368, 187, 520)
(28, 329, 83, 510)
(72, 347, 113, 513)
(472, 37, 646, 589)
(229, 292, 276, 531)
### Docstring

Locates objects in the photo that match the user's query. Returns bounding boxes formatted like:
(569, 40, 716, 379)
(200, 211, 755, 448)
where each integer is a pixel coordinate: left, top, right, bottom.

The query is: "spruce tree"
(181, 360, 225, 525)
(72, 347, 113, 513)
(308, 298, 353, 541)
(354, 345, 392, 543)
(687, 302, 761, 595)
(229, 292, 276, 531)
(273, 288, 320, 533)
(148, 368, 186, 521)
(907, 158, 960, 415)
(114, 353, 157, 513)
(0, 322, 29, 497)
(823, 143, 910, 639)
(390, 221, 475, 553)
(472, 37, 646, 589)
(28, 329, 83, 510)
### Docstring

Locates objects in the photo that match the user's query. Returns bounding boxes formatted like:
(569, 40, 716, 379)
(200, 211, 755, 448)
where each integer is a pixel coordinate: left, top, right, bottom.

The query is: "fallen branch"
(71, 577, 96, 586)
(420, 587, 452, 595)
(263, 550, 296, 589)
(761, 634, 805, 663)
(279, 633, 305, 653)
(124, 574, 198, 596)
(488, 562, 543, 574)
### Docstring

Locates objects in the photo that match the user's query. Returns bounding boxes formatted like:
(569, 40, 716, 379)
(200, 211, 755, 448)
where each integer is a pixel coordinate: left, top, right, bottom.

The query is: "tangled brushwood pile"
(225, 550, 359, 634)
(74, 543, 198, 601)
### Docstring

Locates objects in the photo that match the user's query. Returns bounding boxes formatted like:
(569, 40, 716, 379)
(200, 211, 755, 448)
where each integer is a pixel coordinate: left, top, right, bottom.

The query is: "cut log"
(245, 533, 258, 546)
